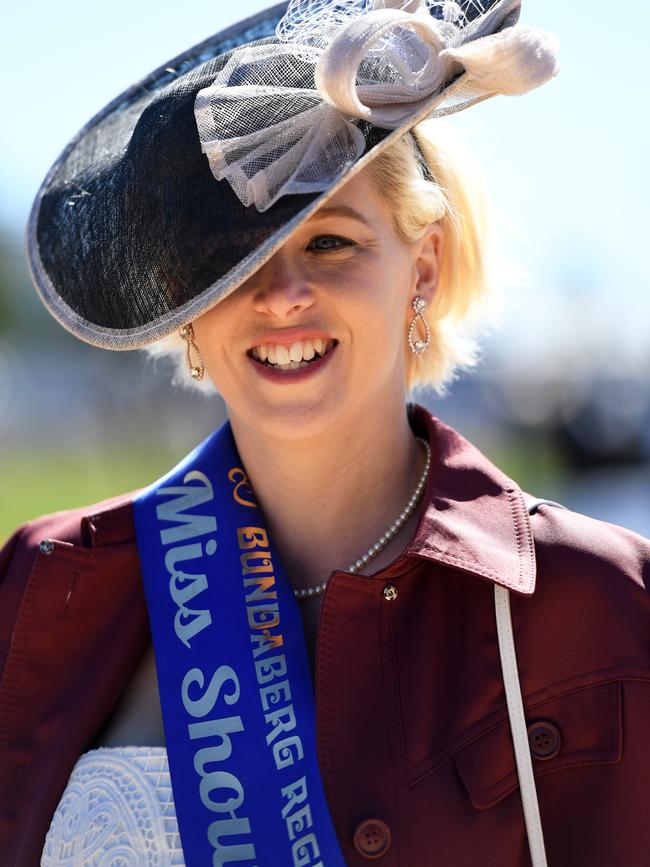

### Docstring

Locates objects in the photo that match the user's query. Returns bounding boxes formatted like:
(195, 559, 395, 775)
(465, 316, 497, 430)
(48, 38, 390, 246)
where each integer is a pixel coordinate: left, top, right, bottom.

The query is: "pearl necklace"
(293, 437, 431, 601)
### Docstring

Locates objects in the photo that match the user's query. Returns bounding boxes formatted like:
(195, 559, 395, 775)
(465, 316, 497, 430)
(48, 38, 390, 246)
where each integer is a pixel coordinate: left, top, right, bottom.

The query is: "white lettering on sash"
(273, 733, 305, 770)
(292, 833, 322, 867)
(208, 818, 257, 867)
(156, 470, 218, 647)
(281, 777, 324, 867)
(259, 678, 291, 711)
(157, 471, 217, 544)
(182, 665, 239, 716)
(182, 665, 256, 864)
(250, 631, 284, 658)
(150, 463, 260, 862)
(237, 527, 325, 863)
(281, 776, 309, 818)
(254, 654, 287, 683)
(166, 542, 214, 647)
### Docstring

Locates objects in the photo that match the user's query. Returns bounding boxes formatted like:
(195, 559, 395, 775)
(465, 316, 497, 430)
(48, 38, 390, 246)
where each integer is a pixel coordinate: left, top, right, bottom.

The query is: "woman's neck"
(229, 402, 425, 590)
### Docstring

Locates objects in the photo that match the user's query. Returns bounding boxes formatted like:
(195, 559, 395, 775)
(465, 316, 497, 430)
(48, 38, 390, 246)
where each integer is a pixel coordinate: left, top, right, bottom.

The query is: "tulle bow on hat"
(194, 0, 559, 211)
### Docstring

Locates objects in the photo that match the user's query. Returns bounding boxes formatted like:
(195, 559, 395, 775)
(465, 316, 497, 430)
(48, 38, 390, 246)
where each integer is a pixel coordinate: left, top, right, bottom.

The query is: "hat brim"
(27, 0, 517, 350)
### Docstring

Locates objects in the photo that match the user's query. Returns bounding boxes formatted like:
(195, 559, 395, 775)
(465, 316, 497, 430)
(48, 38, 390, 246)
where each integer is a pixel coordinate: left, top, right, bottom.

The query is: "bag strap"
(494, 497, 566, 867)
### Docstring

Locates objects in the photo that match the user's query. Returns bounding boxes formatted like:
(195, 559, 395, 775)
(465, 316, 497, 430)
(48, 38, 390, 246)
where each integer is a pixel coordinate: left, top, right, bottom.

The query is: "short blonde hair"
(143, 120, 498, 397)
(366, 118, 496, 396)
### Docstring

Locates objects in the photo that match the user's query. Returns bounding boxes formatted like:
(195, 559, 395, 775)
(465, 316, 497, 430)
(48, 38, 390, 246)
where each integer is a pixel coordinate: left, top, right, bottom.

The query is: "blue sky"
(3, 1, 649, 372)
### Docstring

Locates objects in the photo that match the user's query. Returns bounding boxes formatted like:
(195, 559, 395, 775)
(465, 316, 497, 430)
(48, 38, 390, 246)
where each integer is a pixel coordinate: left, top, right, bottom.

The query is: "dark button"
(527, 720, 562, 759)
(353, 818, 392, 859)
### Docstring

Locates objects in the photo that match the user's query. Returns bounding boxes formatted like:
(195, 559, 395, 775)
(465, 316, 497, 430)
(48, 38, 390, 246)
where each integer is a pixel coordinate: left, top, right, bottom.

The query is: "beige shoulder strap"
(494, 585, 548, 866)
(494, 498, 566, 866)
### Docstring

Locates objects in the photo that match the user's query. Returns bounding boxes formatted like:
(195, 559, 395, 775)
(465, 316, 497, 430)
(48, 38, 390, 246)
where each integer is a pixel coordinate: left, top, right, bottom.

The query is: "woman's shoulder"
(418, 405, 649, 594)
(0, 489, 147, 682)
(2, 487, 142, 559)
(523, 495, 649, 590)
(0, 488, 143, 623)
(516, 497, 650, 658)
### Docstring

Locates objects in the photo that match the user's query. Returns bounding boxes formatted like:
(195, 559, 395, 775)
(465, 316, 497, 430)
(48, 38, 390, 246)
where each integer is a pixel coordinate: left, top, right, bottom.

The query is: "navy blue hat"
(27, 0, 557, 350)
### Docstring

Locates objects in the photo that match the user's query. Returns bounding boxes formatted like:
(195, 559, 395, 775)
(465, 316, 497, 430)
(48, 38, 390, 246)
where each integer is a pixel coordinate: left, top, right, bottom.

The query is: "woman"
(2, 1, 650, 865)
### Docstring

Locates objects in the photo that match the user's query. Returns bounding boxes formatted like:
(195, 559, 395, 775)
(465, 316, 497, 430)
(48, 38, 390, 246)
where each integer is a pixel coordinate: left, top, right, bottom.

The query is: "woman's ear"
(412, 222, 444, 306)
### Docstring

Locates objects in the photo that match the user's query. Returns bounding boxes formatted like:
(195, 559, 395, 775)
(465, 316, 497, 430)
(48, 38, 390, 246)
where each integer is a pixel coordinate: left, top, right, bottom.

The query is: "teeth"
(250, 337, 337, 366)
(271, 361, 301, 371)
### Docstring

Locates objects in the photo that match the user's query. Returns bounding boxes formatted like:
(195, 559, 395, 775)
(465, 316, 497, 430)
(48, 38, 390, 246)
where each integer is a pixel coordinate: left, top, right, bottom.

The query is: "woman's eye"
(307, 235, 354, 252)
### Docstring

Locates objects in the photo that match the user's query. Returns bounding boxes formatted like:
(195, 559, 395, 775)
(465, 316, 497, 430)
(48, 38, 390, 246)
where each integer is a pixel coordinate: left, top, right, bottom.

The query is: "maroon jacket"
(1, 405, 649, 866)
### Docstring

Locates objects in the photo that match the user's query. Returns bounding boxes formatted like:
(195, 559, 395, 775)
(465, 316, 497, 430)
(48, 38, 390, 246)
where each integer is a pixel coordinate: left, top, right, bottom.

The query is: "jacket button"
(39, 539, 55, 555)
(352, 818, 391, 859)
(527, 720, 562, 759)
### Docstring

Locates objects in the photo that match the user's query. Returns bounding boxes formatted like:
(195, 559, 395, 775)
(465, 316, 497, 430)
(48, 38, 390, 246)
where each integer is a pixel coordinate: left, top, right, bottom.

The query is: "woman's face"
(192, 167, 442, 441)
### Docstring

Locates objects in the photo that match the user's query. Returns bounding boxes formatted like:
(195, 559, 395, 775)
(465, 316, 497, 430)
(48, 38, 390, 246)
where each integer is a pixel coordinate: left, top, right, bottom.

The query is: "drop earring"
(407, 296, 430, 355)
(179, 323, 205, 380)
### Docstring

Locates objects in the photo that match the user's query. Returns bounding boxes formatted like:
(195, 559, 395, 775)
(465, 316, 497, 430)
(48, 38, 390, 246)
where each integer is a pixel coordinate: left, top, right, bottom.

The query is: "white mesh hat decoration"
(195, 0, 559, 211)
(27, 0, 558, 350)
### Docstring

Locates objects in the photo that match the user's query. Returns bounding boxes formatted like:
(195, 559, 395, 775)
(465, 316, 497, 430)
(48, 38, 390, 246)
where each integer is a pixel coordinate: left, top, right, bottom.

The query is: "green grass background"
(0, 434, 565, 545)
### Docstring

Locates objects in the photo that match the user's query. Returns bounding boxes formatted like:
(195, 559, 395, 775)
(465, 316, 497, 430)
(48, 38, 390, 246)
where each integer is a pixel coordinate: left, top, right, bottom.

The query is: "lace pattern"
(41, 747, 184, 867)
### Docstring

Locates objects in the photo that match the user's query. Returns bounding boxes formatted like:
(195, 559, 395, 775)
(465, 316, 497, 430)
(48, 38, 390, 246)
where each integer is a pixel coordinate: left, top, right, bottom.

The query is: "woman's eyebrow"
(309, 205, 374, 228)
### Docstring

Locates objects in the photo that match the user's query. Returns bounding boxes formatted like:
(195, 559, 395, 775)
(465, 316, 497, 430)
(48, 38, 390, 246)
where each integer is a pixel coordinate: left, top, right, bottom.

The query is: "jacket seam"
(0, 556, 43, 752)
(383, 593, 414, 866)
(378, 602, 397, 833)
(316, 584, 338, 826)
(0, 551, 45, 819)
(505, 487, 534, 591)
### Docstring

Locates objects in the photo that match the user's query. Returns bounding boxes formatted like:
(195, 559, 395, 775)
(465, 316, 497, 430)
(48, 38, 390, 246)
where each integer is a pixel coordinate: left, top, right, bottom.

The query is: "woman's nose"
(250, 258, 315, 319)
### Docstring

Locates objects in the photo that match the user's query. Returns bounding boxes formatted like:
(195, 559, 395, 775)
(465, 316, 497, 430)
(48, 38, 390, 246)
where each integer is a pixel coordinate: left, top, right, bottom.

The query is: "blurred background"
(1, 0, 649, 542)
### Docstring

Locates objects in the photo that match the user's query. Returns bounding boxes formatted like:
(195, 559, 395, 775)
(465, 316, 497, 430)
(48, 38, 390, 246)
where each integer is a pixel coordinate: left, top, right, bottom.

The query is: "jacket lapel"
(406, 406, 536, 595)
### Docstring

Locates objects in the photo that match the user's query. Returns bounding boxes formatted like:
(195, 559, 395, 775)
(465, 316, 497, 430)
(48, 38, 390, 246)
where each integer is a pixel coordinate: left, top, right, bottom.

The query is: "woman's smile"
(246, 328, 338, 369)
(247, 337, 339, 383)
(249, 336, 336, 367)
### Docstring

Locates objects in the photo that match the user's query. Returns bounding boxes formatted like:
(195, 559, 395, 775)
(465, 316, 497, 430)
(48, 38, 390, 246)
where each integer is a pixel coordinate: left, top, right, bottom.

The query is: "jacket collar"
(406, 403, 536, 596)
(83, 404, 536, 597)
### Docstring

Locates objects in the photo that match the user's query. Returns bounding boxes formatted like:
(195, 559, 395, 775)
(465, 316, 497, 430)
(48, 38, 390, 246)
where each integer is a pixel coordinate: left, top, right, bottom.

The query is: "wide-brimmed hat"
(26, 0, 558, 351)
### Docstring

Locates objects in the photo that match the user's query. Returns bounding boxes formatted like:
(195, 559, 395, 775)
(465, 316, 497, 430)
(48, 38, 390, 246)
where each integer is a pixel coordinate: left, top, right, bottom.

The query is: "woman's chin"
(236, 390, 351, 444)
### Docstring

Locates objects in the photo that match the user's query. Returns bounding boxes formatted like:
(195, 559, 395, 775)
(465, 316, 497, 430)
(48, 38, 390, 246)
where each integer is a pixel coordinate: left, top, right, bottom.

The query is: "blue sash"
(133, 420, 346, 866)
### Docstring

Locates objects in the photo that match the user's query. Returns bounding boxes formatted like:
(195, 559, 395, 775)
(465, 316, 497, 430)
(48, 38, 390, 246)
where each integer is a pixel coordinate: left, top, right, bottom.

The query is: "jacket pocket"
(454, 680, 623, 810)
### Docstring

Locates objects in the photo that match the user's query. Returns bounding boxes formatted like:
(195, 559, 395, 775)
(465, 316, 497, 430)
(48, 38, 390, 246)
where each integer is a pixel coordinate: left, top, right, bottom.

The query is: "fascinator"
(27, 0, 558, 350)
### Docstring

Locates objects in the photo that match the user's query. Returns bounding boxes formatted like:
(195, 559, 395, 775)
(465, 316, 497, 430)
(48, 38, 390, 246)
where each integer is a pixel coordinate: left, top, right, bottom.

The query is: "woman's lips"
(248, 341, 338, 384)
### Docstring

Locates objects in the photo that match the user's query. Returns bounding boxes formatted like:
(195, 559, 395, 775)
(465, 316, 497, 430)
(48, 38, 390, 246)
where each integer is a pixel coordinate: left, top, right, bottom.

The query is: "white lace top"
(41, 747, 184, 866)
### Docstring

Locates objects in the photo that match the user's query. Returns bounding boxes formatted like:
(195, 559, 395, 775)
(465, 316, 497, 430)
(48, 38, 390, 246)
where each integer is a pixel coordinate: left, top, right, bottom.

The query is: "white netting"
(275, 1, 482, 46)
(194, 43, 368, 209)
(193, 0, 559, 211)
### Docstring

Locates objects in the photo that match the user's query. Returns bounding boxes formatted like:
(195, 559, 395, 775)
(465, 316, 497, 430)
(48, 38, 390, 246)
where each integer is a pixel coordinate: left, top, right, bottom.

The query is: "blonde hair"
(366, 118, 496, 396)
(143, 119, 498, 397)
